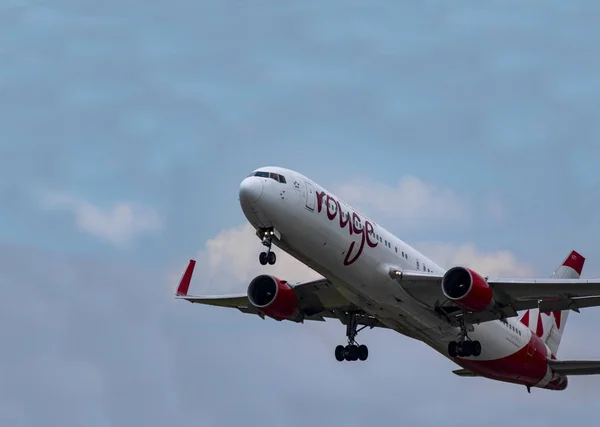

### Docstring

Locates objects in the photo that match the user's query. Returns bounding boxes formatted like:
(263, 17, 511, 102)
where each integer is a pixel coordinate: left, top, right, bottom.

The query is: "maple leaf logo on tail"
(544, 310, 562, 329)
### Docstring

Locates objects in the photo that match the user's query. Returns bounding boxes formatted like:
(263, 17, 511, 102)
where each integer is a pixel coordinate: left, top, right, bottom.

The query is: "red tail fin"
(562, 250, 585, 275)
(520, 250, 585, 356)
(176, 260, 196, 296)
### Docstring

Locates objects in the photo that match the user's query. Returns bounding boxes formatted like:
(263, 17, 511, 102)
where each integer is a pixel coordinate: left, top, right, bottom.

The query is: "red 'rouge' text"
(315, 190, 378, 266)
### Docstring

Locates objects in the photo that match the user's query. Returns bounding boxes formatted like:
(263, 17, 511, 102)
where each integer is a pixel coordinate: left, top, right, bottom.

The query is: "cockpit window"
(250, 171, 286, 183)
(270, 172, 287, 183)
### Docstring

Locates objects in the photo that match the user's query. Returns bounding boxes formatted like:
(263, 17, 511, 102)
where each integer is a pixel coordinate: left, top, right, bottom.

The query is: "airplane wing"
(390, 266, 600, 325)
(547, 359, 600, 376)
(175, 260, 389, 328)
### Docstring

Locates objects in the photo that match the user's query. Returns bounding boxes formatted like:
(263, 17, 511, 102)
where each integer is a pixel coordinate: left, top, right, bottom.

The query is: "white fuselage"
(239, 166, 539, 367)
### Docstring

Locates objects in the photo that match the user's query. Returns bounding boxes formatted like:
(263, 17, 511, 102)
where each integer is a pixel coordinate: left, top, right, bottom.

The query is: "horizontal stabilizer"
(453, 368, 478, 377)
(548, 359, 600, 376)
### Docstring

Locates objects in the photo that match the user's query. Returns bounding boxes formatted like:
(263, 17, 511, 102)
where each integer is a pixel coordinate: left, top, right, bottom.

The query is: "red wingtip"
(176, 260, 196, 296)
(563, 250, 585, 275)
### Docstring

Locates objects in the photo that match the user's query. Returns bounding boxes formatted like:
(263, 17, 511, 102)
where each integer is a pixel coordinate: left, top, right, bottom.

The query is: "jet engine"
(441, 266, 494, 312)
(247, 275, 300, 321)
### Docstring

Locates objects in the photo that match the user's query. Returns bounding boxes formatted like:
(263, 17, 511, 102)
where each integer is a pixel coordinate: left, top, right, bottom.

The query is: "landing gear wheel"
(259, 252, 268, 265)
(449, 340, 481, 357)
(334, 311, 370, 362)
(344, 345, 359, 361)
(258, 229, 277, 265)
(358, 344, 369, 361)
(448, 341, 458, 358)
(449, 316, 481, 357)
(461, 340, 473, 357)
(344, 346, 352, 361)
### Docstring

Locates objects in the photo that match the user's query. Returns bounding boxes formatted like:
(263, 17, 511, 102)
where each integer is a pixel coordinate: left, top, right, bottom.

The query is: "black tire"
(268, 252, 276, 265)
(448, 341, 458, 358)
(358, 344, 369, 361)
(461, 341, 472, 357)
(349, 345, 359, 361)
(259, 252, 267, 265)
(335, 345, 345, 361)
(344, 346, 353, 361)
(471, 340, 482, 357)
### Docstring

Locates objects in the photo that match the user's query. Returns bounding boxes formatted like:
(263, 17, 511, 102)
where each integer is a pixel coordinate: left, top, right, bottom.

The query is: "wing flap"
(548, 359, 600, 376)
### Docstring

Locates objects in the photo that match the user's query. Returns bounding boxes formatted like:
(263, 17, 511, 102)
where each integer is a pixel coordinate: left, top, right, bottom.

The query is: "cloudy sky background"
(2, 0, 600, 425)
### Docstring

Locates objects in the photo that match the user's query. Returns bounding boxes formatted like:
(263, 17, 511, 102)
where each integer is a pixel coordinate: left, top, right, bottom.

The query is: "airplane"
(176, 166, 600, 392)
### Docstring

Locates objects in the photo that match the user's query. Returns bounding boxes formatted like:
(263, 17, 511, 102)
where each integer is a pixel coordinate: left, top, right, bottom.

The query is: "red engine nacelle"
(441, 267, 494, 312)
(247, 275, 299, 321)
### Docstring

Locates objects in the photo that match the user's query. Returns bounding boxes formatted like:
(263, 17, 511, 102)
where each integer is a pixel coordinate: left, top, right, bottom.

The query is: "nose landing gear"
(259, 229, 276, 265)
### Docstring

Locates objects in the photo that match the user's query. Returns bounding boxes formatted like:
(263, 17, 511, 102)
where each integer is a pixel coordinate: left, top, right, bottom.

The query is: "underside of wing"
(177, 293, 264, 317)
(548, 359, 600, 376)
(175, 260, 388, 328)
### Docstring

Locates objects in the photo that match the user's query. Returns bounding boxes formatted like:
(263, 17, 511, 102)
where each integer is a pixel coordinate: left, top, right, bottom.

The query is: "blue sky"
(2, 0, 600, 425)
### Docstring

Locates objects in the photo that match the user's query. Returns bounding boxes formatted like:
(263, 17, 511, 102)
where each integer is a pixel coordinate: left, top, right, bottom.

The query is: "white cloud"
(414, 242, 536, 277)
(336, 175, 472, 229)
(483, 193, 507, 224)
(41, 192, 162, 247)
(335, 176, 511, 230)
(181, 222, 321, 295)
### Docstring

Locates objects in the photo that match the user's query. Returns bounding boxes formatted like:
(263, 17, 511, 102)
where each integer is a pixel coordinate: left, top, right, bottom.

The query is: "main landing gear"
(259, 229, 276, 265)
(335, 312, 369, 362)
(448, 319, 482, 358)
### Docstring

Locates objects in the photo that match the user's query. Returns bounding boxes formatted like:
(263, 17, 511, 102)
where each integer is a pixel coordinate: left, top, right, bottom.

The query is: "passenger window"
(395, 247, 398, 253)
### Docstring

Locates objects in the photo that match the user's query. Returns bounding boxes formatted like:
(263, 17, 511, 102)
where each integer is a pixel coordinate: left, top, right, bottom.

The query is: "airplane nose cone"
(239, 177, 263, 205)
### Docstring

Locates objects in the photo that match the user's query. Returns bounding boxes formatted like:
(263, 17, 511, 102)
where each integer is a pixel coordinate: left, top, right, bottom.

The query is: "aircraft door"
(305, 181, 315, 211)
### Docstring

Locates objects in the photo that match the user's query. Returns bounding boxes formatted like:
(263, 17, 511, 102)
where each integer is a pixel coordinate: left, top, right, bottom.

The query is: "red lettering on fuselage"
(315, 190, 378, 265)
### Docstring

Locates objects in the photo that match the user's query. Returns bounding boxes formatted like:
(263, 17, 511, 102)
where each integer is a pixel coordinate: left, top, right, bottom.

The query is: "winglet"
(563, 250, 585, 275)
(176, 260, 196, 296)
